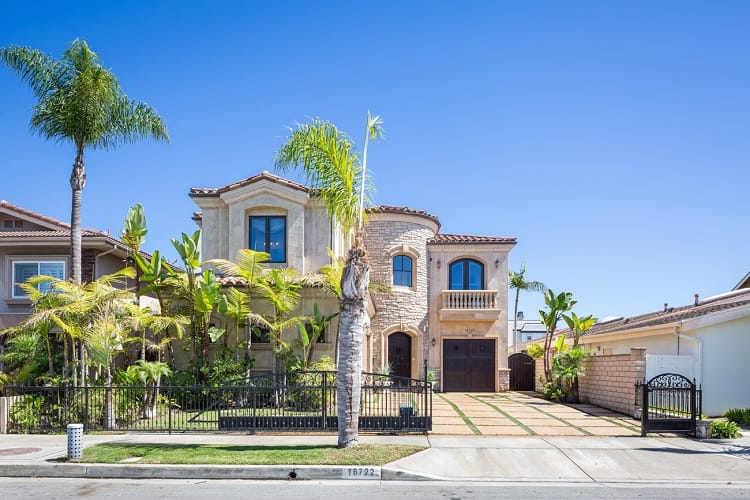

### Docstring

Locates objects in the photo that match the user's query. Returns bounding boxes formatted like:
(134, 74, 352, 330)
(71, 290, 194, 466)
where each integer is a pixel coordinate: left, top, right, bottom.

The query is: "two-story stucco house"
(190, 171, 516, 391)
(0, 201, 133, 368)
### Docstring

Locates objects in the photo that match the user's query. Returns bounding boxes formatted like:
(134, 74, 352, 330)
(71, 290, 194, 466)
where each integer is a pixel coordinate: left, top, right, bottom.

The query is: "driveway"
(432, 391, 641, 436)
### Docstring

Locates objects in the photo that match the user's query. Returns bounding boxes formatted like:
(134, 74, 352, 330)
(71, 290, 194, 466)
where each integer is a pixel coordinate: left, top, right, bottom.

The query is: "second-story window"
(449, 259, 484, 290)
(249, 216, 286, 263)
(392, 255, 413, 287)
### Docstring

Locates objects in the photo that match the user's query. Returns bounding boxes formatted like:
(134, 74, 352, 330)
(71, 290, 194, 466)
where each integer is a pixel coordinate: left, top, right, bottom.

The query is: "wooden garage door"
(442, 339, 495, 392)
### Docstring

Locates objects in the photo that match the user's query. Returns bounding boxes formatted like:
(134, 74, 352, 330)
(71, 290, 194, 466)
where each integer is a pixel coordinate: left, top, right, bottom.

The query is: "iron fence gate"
(3, 370, 432, 434)
(635, 373, 701, 437)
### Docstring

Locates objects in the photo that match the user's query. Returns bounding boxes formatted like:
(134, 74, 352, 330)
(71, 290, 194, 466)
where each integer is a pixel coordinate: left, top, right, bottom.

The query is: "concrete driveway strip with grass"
(432, 392, 641, 436)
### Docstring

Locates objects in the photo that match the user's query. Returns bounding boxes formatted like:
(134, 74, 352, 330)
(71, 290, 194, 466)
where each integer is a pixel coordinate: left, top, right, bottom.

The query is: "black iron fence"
(3, 370, 432, 434)
(635, 373, 701, 436)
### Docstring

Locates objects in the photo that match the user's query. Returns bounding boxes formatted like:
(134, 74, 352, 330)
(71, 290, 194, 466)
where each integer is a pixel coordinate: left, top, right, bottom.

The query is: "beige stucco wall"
(428, 242, 513, 391)
(193, 179, 334, 273)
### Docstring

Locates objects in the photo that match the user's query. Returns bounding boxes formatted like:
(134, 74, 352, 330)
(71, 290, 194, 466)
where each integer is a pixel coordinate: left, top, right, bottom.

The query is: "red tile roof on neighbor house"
(429, 233, 517, 245)
(0, 200, 135, 251)
(0, 200, 70, 229)
(573, 288, 750, 338)
(367, 205, 441, 227)
(189, 171, 310, 197)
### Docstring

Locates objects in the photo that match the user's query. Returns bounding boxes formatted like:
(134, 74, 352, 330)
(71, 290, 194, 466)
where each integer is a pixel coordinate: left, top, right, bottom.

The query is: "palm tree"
(275, 114, 382, 448)
(508, 263, 546, 353)
(0, 39, 168, 286)
(208, 249, 274, 376)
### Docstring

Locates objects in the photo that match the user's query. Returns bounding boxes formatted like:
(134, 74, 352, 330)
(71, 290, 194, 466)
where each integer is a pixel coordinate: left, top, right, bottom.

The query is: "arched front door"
(388, 332, 412, 378)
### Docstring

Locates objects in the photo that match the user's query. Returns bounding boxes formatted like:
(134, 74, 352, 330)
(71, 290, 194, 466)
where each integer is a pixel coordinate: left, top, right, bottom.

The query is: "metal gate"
(636, 373, 701, 436)
(508, 352, 535, 391)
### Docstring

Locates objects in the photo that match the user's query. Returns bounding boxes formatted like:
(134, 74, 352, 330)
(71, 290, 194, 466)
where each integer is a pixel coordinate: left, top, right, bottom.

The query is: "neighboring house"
(734, 272, 750, 291)
(190, 171, 516, 391)
(0, 201, 133, 369)
(575, 288, 750, 416)
(508, 311, 546, 349)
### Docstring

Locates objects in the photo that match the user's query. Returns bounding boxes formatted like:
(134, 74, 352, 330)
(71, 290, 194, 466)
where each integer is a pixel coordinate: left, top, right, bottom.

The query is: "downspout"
(673, 324, 702, 386)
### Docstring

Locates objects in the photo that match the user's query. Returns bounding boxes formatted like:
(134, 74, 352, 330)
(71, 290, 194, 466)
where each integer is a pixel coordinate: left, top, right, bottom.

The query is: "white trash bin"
(67, 423, 83, 460)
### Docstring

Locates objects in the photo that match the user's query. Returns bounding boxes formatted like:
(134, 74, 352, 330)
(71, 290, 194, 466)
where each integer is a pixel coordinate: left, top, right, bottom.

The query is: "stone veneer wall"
(82, 249, 97, 283)
(534, 348, 647, 417)
(364, 219, 433, 373)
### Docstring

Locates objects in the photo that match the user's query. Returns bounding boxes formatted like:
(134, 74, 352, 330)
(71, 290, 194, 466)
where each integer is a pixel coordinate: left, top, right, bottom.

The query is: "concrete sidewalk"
(1, 432, 749, 484)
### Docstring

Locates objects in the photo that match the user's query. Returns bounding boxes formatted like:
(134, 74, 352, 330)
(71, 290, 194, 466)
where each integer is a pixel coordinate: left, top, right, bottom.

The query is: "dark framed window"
(392, 255, 413, 287)
(250, 324, 271, 344)
(449, 259, 484, 290)
(303, 322, 326, 344)
(249, 216, 286, 263)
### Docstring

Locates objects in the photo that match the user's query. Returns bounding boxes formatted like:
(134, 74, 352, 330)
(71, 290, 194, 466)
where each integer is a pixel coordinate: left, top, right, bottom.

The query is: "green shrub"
(10, 394, 44, 433)
(711, 420, 741, 439)
(541, 381, 565, 401)
(723, 408, 750, 425)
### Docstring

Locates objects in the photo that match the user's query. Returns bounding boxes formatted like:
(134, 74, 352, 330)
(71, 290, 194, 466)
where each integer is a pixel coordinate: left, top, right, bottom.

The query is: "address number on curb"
(342, 467, 381, 480)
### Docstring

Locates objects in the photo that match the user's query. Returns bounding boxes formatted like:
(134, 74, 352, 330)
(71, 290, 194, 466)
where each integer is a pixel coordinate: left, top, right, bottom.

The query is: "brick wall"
(578, 348, 646, 416)
(534, 348, 646, 417)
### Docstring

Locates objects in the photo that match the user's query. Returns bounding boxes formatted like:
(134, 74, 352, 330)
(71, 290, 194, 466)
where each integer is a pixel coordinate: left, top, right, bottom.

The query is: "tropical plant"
(526, 342, 544, 359)
(562, 312, 598, 347)
(539, 290, 576, 383)
(508, 263, 546, 353)
(295, 303, 339, 369)
(549, 336, 590, 403)
(0, 40, 168, 286)
(10, 394, 44, 433)
(275, 113, 382, 448)
(132, 359, 172, 418)
(208, 248, 274, 374)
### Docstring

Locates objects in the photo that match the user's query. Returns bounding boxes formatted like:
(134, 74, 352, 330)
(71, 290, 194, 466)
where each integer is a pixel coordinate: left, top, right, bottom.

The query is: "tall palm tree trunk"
(69, 156, 86, 286)
(512, 289, 520, 354)
(337, 238, 369, 448)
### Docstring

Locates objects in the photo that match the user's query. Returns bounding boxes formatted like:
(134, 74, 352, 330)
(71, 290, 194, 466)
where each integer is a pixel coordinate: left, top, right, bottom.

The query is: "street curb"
(0, 463, 432, 481)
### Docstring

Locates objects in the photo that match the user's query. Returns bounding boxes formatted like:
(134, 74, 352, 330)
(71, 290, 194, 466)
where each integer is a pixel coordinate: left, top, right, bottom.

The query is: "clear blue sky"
(1, 1, 748, 322)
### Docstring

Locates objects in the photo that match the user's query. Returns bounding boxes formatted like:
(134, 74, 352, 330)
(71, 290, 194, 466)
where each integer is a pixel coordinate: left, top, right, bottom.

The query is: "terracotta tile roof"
(189, 171, 310, 197)
(367, 205, 441, 227)
(0, 200, 69, 229)
(577, 288, 750, 338)
(0, 229, 108, 238)
(217, 276, 248, 286)
(429, 233, 517, 245)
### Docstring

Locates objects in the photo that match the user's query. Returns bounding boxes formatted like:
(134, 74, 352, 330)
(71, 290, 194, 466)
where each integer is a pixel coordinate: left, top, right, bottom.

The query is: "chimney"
(517, 311, 524, 321)
(694, 294, 700, 306)
(663, 303, 668, 312)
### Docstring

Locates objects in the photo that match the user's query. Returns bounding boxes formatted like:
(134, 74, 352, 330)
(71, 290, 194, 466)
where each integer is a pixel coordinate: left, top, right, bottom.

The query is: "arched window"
(392, 255, 413, 287)
(449, 259, 484, 290)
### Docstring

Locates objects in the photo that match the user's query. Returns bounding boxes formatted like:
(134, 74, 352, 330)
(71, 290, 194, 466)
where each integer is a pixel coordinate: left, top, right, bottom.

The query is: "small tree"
(539, 289, 576, 383)
(509, 263, 546, 353)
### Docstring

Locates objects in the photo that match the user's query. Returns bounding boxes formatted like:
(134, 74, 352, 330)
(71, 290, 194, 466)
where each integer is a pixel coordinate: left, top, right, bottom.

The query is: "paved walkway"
(432, 392, 641, 436)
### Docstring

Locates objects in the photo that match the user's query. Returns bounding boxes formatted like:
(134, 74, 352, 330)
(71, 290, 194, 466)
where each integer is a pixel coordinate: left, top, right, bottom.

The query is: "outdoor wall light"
(495, 258, 500, 268)
(436, 259, 441, 269)
(431, 337, 437, 347)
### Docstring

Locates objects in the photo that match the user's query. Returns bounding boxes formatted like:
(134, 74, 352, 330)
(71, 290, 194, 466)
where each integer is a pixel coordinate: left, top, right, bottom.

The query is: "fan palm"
(0, 39, 168, 285)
